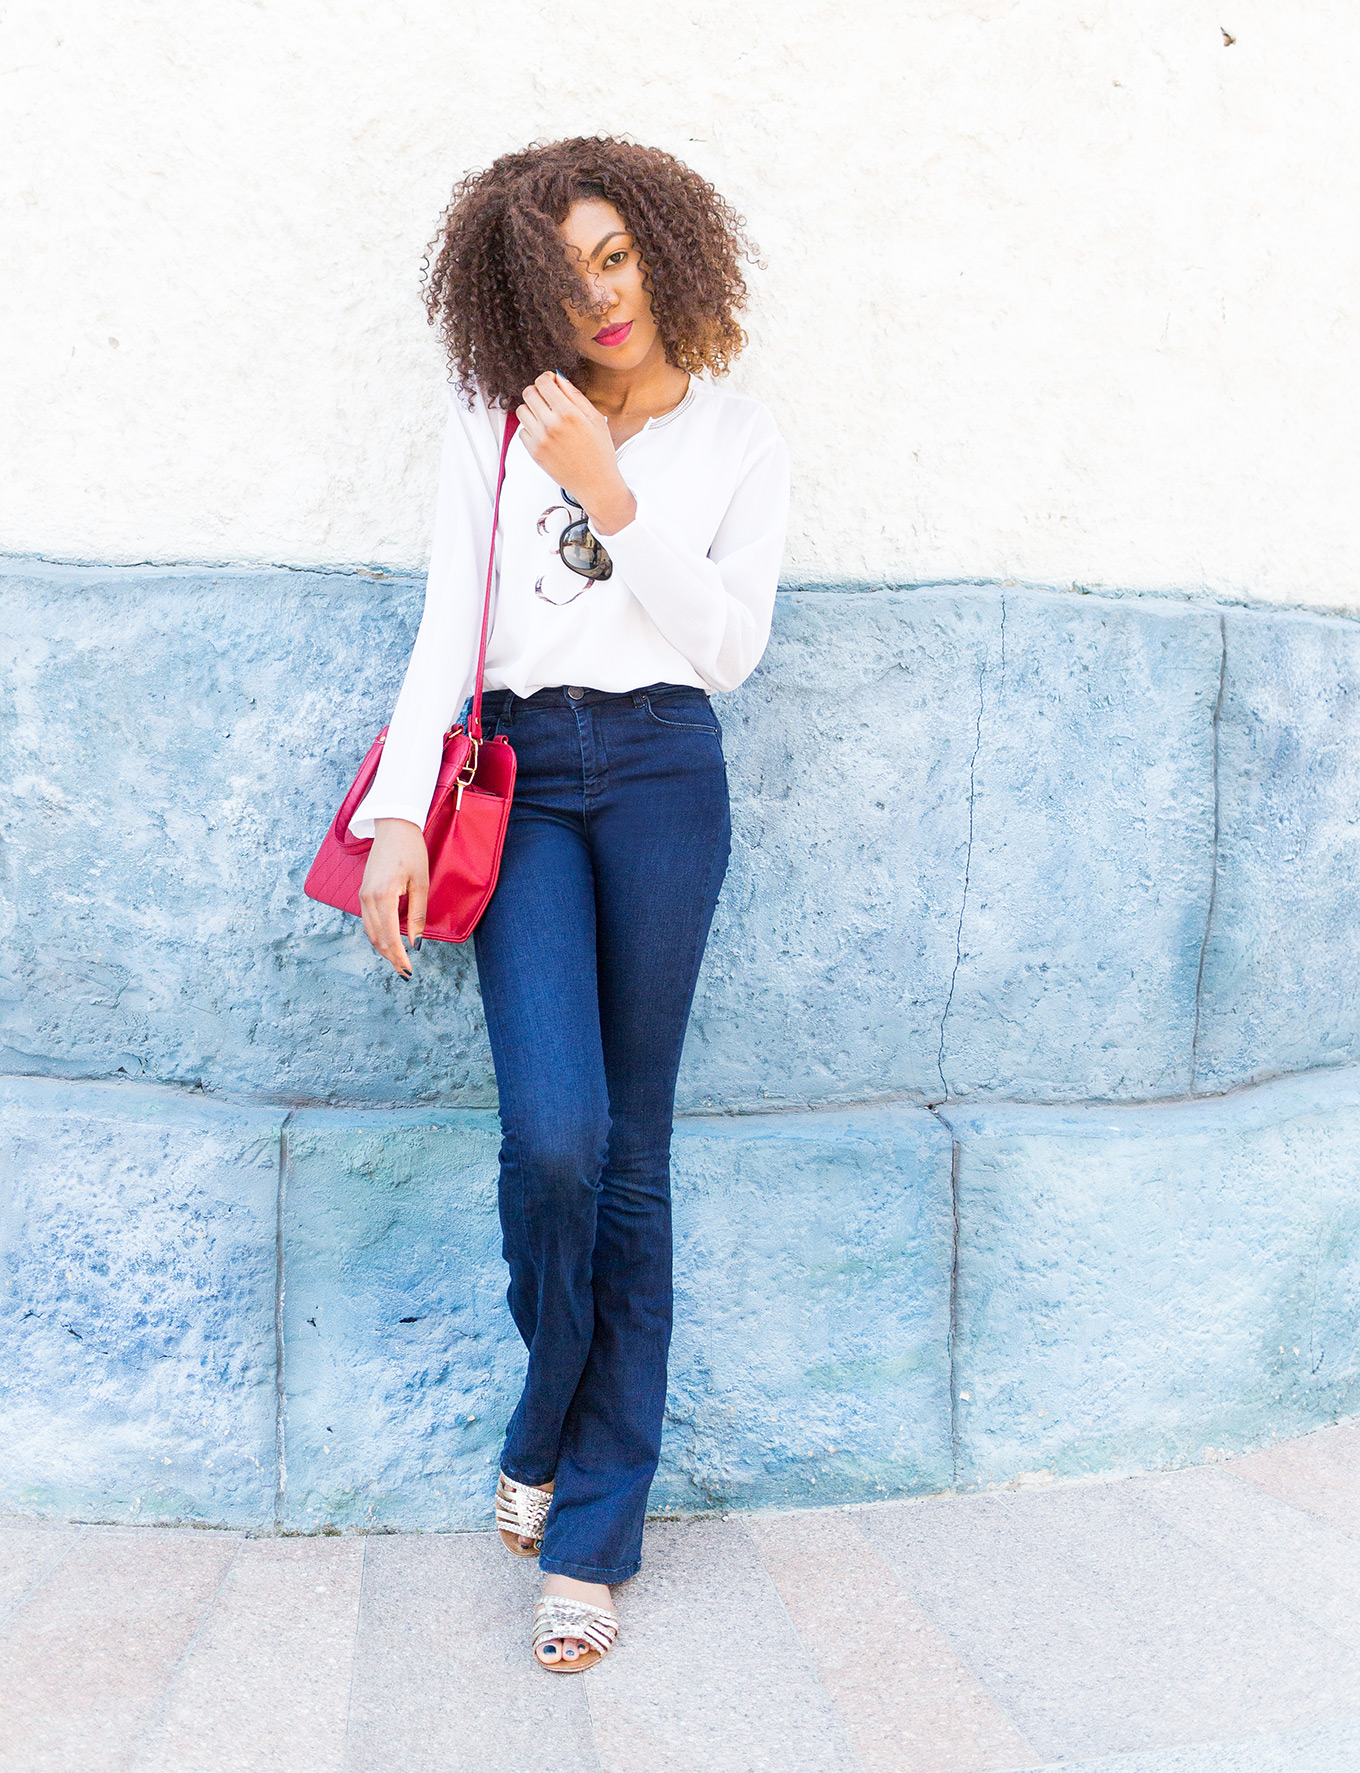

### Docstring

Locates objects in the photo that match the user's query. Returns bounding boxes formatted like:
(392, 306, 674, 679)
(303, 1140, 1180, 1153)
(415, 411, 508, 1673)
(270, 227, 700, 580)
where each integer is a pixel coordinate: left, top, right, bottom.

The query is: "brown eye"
(604, 250, 628, 268)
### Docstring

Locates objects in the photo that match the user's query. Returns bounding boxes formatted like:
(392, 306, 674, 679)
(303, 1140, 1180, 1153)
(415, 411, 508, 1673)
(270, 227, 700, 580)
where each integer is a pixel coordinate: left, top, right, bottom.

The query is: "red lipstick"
(593, 320, 633, 347)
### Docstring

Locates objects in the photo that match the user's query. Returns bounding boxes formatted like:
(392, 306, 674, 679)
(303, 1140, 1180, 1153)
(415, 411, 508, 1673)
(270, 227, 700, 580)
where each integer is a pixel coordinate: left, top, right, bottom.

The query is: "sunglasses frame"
(535, 489, 613, 605)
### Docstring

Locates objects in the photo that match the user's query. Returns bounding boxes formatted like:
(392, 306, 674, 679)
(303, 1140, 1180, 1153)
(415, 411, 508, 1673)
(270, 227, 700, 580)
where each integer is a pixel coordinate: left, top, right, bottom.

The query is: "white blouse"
(349, 375, 790, 839)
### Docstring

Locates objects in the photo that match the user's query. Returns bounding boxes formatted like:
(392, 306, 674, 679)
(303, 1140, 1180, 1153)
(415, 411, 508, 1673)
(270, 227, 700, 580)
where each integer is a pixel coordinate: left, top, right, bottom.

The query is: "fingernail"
(413, 937, 423, 951)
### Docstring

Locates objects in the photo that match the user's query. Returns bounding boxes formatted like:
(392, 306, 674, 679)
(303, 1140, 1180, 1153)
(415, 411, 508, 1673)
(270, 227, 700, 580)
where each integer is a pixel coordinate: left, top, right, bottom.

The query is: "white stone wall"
(4, 0, 1357, 607)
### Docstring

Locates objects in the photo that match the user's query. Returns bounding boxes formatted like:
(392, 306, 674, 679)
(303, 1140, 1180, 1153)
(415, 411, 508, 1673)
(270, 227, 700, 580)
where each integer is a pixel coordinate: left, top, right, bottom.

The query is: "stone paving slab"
(1230, 1415, 1360, 1537)
(0, 1422, 1356, 1772)
(130, 1535, 365, 1773)
(860, 1473, 1360, 1765)
(342, 1529, 597, 1773)
(749, 1508, 1034, 1773)
(1004, 1714, 1360, 1773)
(585, 1516, 858, 1773)
(0, 1525, 239, 1773)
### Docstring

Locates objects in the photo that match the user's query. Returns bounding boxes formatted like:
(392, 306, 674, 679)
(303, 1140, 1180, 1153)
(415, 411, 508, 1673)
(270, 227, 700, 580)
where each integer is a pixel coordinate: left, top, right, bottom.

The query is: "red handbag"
(304, 411, 520, 944)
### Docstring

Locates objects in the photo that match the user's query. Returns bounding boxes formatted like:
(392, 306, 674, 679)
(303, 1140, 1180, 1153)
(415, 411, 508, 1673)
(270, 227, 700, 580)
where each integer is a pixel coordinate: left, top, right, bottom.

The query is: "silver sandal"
(495, 1470, 552, 1557)
(532, 1594, 619, 1673)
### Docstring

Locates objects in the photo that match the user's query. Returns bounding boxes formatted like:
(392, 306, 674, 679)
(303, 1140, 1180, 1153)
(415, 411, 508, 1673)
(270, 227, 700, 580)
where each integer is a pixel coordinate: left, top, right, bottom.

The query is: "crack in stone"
(1190, 614, 1227, 1094)
(274, 1110, 293, 1530)
(937, 601, 1002, 1097)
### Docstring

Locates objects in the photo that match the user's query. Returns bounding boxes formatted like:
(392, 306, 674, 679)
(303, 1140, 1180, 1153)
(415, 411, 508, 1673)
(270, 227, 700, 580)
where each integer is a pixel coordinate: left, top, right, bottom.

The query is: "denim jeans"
(473, 683, 731, 1584)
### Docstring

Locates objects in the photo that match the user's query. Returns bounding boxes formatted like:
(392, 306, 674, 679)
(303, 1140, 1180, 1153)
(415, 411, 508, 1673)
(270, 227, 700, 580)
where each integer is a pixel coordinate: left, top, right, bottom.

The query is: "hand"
(516, 372, 637, 536)
(359, 818, 428, 978)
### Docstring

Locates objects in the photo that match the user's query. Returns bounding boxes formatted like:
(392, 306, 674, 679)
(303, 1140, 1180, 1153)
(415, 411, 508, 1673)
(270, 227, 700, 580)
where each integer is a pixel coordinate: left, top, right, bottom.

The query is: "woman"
(350, 138, 789, 1671)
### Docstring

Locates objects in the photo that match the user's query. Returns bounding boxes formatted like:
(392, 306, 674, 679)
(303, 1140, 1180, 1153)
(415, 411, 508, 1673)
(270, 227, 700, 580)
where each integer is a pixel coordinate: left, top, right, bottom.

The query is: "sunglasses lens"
(560, 521, 613, 581)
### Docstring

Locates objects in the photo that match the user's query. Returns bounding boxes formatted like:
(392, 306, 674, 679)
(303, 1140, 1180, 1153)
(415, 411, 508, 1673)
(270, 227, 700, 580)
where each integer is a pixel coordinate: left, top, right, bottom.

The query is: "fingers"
(405, 868, 428, 949)
(520, 382, 556, 426)
(359, 870, 412, 978)
(361, 886, 411, 978)
(548, 371, 598, 416)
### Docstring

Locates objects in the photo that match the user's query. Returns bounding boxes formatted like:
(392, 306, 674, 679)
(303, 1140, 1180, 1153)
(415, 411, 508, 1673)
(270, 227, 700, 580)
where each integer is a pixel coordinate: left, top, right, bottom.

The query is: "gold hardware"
(456, 738, 480, 787)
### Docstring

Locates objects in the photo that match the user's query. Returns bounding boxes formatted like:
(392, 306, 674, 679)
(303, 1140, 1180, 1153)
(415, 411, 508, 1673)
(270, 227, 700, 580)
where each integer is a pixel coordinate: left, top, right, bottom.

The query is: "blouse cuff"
(347, 801, 430, 843)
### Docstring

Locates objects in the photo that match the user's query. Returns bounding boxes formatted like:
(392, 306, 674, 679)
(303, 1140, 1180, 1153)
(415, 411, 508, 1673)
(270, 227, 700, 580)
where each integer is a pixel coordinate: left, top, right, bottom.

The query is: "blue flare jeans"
(472, 682, 731, 1584)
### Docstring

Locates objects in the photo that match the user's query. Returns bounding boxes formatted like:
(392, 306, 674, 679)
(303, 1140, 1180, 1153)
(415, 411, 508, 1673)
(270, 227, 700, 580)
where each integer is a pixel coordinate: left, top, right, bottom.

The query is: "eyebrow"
(590, 230, 629, 259)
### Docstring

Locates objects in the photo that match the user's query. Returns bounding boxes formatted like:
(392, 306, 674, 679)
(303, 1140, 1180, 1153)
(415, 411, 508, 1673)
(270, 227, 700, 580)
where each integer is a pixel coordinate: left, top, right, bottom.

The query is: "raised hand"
(515, 372, 638, 537)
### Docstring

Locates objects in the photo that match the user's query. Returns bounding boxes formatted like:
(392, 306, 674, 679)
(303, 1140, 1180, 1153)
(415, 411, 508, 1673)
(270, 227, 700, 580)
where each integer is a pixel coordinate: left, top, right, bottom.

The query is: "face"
(557, 198, 662, 372)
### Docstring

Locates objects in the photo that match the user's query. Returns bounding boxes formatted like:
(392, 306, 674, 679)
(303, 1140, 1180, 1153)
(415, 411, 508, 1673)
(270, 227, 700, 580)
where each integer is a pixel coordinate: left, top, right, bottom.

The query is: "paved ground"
(0, 1422, 1357, 1773)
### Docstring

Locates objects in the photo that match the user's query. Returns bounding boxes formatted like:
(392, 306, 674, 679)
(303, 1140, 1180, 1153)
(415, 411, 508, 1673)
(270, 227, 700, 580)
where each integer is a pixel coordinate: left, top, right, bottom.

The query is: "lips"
(593, 320, 633, 347)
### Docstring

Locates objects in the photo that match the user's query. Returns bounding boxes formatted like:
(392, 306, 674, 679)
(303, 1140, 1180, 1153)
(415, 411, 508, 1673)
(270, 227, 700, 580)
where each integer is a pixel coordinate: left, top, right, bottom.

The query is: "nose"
(588, 273, 618, 308)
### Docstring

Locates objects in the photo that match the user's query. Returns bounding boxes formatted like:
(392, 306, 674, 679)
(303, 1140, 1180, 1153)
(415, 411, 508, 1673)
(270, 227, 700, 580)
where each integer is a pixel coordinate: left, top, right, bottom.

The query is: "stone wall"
(3, 561, 1357, 1527)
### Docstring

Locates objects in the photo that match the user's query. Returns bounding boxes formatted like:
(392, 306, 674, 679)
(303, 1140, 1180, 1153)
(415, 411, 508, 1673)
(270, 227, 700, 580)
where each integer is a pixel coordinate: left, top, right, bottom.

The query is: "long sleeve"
(348, 393, 500, 840)
(596, 407, 790, 692)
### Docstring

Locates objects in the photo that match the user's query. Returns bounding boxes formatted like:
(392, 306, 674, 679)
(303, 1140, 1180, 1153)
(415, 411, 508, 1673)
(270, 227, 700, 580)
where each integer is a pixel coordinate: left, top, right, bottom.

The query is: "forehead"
(558, 197, 629, 257)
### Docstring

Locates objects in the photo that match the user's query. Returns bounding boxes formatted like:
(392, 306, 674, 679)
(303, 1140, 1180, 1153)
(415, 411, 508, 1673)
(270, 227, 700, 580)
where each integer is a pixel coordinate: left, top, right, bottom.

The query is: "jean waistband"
(479, 682, 708, 714)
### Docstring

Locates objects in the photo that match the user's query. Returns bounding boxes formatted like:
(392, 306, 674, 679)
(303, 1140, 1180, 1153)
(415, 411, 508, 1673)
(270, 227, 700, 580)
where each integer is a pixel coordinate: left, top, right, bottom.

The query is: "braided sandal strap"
(495, 1472, 552, 1548)
(532, 1596, 619, 1659)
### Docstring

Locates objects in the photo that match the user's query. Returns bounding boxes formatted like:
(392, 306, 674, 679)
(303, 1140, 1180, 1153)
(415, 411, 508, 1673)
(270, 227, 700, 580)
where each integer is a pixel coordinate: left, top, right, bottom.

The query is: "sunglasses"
(535, 489, 614, 606)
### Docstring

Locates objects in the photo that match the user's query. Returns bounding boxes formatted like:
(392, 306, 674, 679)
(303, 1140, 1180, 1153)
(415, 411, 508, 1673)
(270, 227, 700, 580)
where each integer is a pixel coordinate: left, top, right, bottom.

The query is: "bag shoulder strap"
(468, 409, 520, 742)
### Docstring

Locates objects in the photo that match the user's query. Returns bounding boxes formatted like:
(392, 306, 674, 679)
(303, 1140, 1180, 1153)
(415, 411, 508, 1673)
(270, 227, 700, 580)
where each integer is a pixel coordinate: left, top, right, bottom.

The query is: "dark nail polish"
(413, 937, 423, 951)
(398, 970, 411, 982)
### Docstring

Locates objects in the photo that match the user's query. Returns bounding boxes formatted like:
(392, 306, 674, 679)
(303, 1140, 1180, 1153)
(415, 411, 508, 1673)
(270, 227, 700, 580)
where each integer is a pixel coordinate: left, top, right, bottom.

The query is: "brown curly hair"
(422, 137, 756, 409)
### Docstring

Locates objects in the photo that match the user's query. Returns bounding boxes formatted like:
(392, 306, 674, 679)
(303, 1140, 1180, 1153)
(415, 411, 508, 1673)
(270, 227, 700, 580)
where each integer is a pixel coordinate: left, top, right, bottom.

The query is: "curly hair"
(422, 137, 756, 409)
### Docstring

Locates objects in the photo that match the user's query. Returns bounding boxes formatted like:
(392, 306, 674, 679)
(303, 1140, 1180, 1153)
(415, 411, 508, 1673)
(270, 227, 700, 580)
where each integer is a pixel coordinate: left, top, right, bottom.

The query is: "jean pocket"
(643, 694, 722, 738)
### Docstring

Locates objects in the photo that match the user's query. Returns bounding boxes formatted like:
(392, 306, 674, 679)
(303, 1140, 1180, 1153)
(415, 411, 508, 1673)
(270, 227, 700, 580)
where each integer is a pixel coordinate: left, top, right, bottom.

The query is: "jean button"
(566, 686, 585, 701)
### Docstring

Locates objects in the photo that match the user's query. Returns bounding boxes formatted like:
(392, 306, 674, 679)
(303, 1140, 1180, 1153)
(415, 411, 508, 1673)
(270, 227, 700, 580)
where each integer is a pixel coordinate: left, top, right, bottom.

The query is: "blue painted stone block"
(944, 1069, 1360, 1489)
(279, 1102, 954, 1529)
(655, 1105, 955, 1511)
(0, 1077, 281, 1526)
(0, 561, 1250, 1112)
(936, 591, 1221, 1102)
(278, 1107, 518, 1532)
(684, 587, 985, 1108)
(1194, 607, 1360, 1091)
(0, 560, 497, 1108)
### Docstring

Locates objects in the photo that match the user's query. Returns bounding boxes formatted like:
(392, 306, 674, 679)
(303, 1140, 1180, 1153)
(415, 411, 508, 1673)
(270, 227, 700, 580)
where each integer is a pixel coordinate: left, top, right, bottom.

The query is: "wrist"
(586, 481, 637, 538)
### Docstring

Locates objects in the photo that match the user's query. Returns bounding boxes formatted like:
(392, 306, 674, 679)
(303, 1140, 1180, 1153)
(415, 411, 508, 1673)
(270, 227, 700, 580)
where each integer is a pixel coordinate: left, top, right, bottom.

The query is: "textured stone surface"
(280, 1102, 954, 1529)
(0, 1078, 280, 1526)
(0, 560, 495, 1109)
(0, 563, 1282, 1110)
(3, 1057, 1357, 1528)
(936, 590, 1220, 1101)
(944, 1068, 1360, 1490)
(655, 1105, 955, 1511)
(278, 1107, 517, 1533)
(1194, 607, 1360, 1092)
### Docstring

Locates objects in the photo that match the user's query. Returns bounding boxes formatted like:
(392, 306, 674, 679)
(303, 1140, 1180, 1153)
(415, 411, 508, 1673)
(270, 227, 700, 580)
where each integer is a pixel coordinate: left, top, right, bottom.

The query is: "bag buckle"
(452, 737, 479, 812)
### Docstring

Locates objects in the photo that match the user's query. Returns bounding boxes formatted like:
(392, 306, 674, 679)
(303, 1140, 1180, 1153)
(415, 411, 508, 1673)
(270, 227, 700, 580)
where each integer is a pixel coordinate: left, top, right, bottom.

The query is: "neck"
(577, 337, 689, 417)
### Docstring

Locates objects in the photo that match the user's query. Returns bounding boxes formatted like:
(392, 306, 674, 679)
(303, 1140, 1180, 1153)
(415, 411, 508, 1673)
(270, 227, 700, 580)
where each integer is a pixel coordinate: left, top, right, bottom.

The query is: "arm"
(515, 372, 791, 692)
(592, 418, 790, 691)
(348, 391, 500, 839)
(352, 390, 501, 977)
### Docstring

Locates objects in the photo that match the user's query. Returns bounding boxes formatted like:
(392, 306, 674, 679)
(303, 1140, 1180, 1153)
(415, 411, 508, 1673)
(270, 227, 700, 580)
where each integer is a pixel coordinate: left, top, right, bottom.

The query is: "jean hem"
(539, 1555, 641, 1584)
(500, 1461, 555, 1489)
